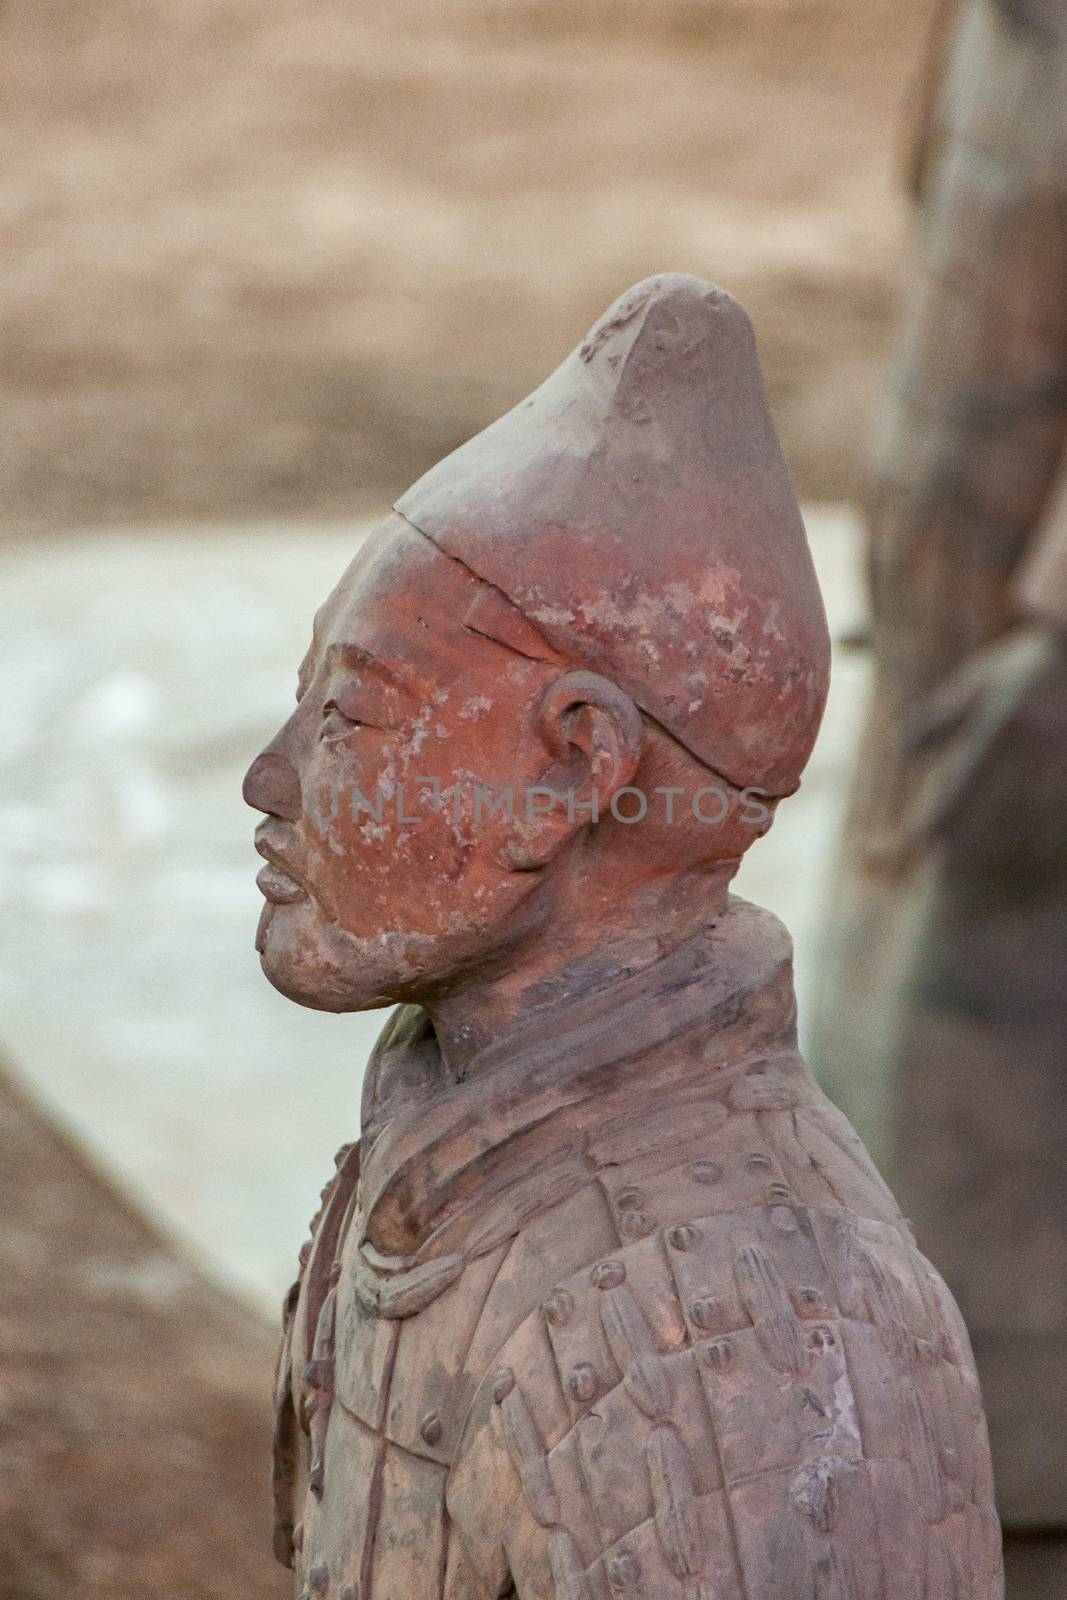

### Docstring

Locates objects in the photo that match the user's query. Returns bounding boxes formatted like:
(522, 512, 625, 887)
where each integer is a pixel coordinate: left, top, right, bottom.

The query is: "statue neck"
(423, 859, 739, 1083)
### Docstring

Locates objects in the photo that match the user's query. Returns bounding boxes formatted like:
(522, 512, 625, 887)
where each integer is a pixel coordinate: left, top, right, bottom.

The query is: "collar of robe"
(354, 896, 803, 1276)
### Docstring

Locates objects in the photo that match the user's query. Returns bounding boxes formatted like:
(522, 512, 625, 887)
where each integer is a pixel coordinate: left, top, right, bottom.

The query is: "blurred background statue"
(812, 0, 1067, 1589)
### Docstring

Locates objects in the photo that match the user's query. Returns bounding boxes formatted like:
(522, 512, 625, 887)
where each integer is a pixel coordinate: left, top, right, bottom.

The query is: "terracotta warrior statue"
(244, 276, 1003, 1600)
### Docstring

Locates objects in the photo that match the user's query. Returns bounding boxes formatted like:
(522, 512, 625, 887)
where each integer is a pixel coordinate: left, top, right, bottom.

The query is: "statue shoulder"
(448, 1202, 1000, 1599)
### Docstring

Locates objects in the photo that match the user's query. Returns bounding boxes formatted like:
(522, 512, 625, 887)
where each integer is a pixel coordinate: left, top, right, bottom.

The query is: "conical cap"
(396, 273, 829, 795)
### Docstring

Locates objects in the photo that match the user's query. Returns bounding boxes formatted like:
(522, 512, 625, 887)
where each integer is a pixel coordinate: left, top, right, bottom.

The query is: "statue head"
(243, 275, 829, 1014)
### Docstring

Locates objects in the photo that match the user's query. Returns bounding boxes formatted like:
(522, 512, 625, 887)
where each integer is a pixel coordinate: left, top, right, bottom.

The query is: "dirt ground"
(0, 1067, 286, 1600)
(1, 0, 934, 534)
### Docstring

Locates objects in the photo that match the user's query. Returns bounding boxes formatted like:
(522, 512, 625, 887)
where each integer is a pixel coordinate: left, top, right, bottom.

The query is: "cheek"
(298, 733, 466, 915)
(294, 685, 539, 927)
(299, 735, 396, 889)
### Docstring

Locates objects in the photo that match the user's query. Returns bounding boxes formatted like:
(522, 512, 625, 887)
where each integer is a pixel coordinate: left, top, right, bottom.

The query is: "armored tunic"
(274, 902, 1002, 1599)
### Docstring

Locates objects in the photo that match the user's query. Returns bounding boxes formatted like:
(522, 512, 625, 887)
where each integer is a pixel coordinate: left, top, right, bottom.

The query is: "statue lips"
(254, 822, 309, 906)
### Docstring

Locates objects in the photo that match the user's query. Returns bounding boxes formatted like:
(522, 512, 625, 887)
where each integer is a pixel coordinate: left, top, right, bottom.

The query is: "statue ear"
(500, 671, 643, 870)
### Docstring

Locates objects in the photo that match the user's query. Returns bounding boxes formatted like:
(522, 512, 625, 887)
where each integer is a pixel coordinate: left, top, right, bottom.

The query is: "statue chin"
(257, 900, 483, 1014)
(256, 906, 393, 1014)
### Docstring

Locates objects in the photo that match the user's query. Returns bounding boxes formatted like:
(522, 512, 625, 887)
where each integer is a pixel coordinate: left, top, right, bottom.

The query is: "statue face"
(243, 515, 558, 1011)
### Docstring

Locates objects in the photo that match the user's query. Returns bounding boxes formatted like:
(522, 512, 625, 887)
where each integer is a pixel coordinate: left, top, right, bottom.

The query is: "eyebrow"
(326, 642, 420, 693)
(297, 639, 419, 701)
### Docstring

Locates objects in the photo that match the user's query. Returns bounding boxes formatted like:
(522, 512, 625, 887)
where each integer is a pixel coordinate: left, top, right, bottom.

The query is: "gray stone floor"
(1, 509, 869, 1311)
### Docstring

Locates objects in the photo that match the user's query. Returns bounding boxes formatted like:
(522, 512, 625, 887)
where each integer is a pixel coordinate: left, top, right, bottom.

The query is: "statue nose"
(243, 749, 302, 823)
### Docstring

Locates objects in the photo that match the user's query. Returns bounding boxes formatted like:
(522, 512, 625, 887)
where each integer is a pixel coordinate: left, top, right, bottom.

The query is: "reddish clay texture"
(244, 276, 1003, 1599)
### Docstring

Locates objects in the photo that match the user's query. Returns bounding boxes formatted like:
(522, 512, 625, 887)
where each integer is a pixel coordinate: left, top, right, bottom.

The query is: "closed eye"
(321, 701, 365, 742)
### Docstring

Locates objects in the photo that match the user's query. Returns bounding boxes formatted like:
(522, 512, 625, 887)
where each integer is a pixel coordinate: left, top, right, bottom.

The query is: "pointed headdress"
(397, 274, 830, 796)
